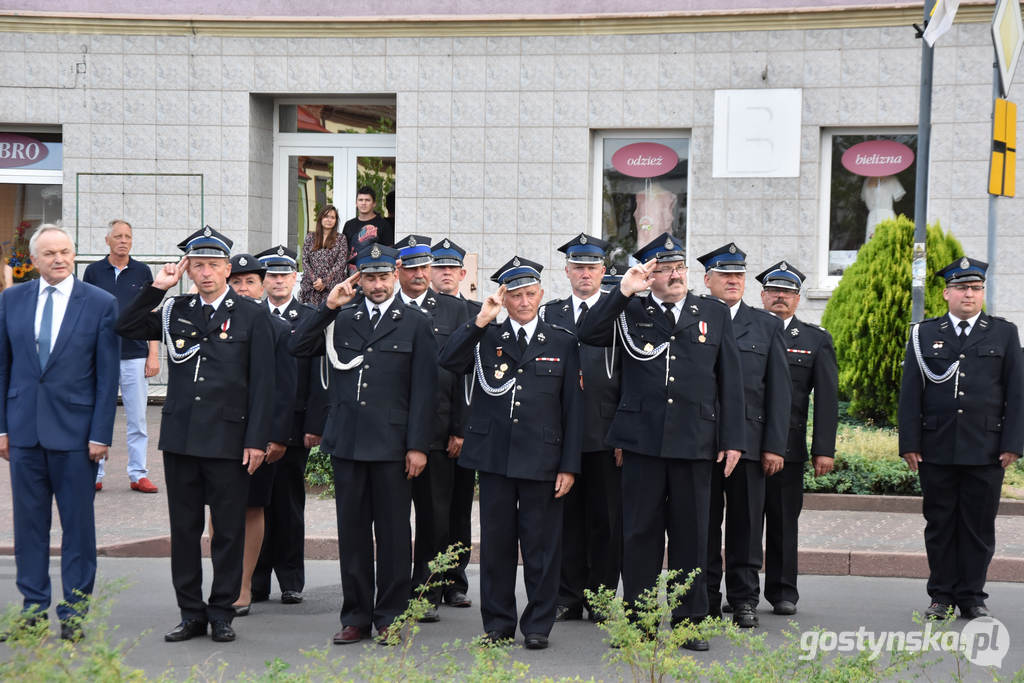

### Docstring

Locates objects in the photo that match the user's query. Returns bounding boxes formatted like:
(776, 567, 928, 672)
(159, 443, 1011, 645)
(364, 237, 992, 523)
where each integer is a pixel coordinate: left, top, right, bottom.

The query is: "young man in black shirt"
(343, 186, 393, 272)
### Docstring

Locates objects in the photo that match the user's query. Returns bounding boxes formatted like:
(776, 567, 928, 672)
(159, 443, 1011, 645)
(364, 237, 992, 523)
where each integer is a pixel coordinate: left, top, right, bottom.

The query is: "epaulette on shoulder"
(547, 323, 577, 336)
(436, 291, 462, 304)
(339, 301, 360, 311)
(700, 294, 727, 306)
(749, 306, 777, 320)
(542, 297, 569, 308)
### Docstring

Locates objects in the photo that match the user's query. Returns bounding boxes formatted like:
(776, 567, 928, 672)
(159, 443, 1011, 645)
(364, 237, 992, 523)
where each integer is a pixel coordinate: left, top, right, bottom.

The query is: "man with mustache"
(393, 234, 470, 623)
(757, 261, 837, 616)
(576, 232, 745, 651)
(698, 242, 790, 630)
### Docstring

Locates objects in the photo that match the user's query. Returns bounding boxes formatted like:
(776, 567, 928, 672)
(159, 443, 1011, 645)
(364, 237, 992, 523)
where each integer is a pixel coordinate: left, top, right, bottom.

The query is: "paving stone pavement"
(2, 407, 1023, 577)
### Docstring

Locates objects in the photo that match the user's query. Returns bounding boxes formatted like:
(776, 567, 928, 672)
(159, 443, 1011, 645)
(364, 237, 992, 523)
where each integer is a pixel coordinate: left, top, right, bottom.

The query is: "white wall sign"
(712, 88, 802, 178)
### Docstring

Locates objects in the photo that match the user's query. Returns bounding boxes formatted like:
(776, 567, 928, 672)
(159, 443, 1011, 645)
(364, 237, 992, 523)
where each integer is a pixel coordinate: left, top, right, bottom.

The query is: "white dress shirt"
(949, 311, 982, 336)
(781, 315, 793, 330)
(729, 300, 741, 320)
(199, 286, 230, 312)
(365, 294, 396, 318)
(34, 274, 75, 354)
(509, 316, 539, 344)
(400, 290, 428, 308)
(570, 291, 602, 324)
(267, 296, 294, 316)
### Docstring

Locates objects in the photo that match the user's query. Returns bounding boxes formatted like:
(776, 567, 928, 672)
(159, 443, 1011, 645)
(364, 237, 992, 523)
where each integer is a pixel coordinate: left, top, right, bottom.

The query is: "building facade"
(0, 0, 1020, 324)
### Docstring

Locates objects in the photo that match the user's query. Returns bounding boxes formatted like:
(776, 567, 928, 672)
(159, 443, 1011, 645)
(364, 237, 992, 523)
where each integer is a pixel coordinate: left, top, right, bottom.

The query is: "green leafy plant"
(821, 216, 964, 426)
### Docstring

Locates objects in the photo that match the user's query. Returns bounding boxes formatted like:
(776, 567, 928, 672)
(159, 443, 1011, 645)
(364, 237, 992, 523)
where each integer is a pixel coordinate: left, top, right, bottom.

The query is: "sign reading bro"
(0, 133, 49, 169)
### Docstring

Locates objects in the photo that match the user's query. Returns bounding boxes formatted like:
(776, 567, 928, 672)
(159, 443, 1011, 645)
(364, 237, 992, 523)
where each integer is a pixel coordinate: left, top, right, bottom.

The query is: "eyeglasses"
(949, 284, 984, 293)
(653, 266, 686, 275)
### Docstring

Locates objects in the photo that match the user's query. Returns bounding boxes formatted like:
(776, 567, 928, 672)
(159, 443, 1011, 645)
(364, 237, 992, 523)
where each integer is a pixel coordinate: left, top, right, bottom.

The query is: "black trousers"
(558, 449, 622, 611)
(163, 451, 249, 623)
(478, 472, 563, 637)
(446, 462, 476, 596)
(919, 462, 1004, 608)
(411, 449, 456, 604)
(332, 457, 412, 630)
(763, 459, 804, 605)
(707, 458, 765, 607)
(253, 445, 309, 598)
(620, 452, 712, 621)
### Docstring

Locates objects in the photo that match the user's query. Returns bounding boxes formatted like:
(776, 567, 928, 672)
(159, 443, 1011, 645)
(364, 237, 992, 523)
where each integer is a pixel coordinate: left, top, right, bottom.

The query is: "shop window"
(0, 131, 62, 282)
(821, 130, 917, 280)
(278, 104, 396, 134)
(594, 133, 689, 263)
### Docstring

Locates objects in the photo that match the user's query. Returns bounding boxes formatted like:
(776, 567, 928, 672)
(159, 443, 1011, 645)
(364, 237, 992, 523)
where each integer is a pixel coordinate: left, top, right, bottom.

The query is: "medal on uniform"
(219, 332, 228, 339)
(698, 321, 708, 343)
(494, 370, 504, 379)
(499, 363, 508, 371)
(219, 318, 230, 339)
(933, 340, 944, 349)
(643, 343, 654, 352)
(496, 347, 503, 357)
(175, 339, 185, 349)
(790, 327, 800, 337)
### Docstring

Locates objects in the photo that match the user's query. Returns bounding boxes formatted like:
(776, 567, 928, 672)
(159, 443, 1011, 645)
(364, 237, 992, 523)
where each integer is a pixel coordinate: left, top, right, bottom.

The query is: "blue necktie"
(38, 285, 56, 369)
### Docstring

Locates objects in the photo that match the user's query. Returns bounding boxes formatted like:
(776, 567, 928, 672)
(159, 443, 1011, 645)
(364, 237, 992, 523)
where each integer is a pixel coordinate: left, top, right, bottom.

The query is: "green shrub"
(821, 216, 963, 426)
(304, 446, 335, 497)
(804, 451, 921, 496)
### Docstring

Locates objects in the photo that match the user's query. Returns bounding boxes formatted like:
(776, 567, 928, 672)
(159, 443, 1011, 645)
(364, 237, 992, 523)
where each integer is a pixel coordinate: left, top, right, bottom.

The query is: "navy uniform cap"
(697, 242, 746, 272)
(178, 225, 232, 257)
(756, 260, 805, 291)
(229, 253, 265, 277)
(937, 256, 987, 284)
(491, 255, 543, 291)
(633, 231, 686, 263)
(601, 259, 629, 289)
(255, 245, 297, 273)
(394, 234, 433, 268)
(431, 238, 466, 267)
(558, 233, 610, 264)
(355, 242, 399, 273)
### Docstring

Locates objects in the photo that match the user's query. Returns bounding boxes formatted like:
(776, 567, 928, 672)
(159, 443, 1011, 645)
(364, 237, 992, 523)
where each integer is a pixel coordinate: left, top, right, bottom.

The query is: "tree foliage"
(821, 216, 964, 426)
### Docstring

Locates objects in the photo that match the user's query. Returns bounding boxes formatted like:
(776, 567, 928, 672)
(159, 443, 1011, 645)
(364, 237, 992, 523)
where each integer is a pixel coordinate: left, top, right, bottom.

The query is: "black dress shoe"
(481, 630, 514, 645)
(524, 633, 549, 650)
(281, 590, 303, 605)
(961, 604, 990, 619)
(555, 604, 583, 621)
(210, 620, 236, 642)
(164, 619, 208, 642)
(60, 621, 83, 642)
(772, 600, 797, 616)
(443, 590, 472, 608)
(418, 606, 441, 623)
(681, 637, 710, 651)
(925, 601, 953, 620)
(732, 603, 759, 628)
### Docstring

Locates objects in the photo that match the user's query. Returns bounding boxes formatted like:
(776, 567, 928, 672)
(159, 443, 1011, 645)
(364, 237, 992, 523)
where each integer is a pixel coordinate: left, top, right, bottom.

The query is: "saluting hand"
(326, 272, 361, 310)
(717, 449, 742, 477)
(243, 447, 265, 474)
(153, 256, 189, 291)
(475, 285, 506, 328)
(619, 259, 657, 297)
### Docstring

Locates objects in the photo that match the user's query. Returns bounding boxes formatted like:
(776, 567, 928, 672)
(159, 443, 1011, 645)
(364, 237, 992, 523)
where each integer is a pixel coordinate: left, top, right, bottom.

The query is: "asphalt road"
(0, 556, 1021, 680)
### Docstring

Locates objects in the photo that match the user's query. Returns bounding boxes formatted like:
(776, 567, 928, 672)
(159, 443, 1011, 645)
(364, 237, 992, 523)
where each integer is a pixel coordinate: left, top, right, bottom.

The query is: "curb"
(804, 493, 1024, 515)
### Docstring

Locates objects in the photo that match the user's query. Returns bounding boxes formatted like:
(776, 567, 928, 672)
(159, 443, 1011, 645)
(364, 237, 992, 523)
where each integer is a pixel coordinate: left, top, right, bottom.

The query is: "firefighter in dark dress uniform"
(288, 243, 438, 644)
(438, 256, 583, 650)
(697, 243, 790, 630)
(540, 233, 623, 624)
(429, 238, 478, 609)
(393, 235, 470, 623)
(756, 261, 838, 616)
(251, 246, 328, 606)
(899, 257, 1024, 620)
(576, 233, 745, 652)
(115, 227, 275, 644)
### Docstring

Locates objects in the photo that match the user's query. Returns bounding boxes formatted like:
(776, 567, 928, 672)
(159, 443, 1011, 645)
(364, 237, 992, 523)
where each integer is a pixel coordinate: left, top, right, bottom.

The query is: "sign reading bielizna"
(611, 142, 679, 178)
(840, 139, 915, 177)
(0, 133, 61, 170)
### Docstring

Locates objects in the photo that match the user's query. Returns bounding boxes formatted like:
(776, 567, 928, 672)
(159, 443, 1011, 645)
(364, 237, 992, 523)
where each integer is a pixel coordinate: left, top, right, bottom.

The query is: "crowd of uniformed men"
(2, 219, 1020, 652)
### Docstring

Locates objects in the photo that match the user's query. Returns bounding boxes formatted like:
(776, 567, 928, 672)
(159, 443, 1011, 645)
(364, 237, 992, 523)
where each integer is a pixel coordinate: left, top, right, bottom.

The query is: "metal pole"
(912, 0, 936, 323)
(987, 60, 1000, 314)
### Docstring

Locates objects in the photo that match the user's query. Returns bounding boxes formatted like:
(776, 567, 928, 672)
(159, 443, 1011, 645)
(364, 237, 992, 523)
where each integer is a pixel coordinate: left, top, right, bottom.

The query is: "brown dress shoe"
(332, 625, 368, 644)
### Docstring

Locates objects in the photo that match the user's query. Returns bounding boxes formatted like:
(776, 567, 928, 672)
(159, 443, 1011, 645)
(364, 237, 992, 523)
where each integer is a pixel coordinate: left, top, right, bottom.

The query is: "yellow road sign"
(989, 98, 1017, 197)
(992, 0, 1024, 97)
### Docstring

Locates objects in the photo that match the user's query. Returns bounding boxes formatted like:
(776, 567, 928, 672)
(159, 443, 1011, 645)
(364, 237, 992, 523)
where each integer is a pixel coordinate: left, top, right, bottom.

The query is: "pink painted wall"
(0, 0, 933, 18)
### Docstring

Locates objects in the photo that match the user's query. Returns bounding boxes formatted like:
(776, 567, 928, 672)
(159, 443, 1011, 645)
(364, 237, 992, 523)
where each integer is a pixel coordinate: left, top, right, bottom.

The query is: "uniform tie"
(38, 285, 56, 369)
(272, 307, 281, 317)
(369, 306, 381, 330)
(202, 304, 215, 320)
(577, 300, 589, 326)
(517, 327, 528, 353)
(957, 319, 970, 337)
(662, 301, 675, 327)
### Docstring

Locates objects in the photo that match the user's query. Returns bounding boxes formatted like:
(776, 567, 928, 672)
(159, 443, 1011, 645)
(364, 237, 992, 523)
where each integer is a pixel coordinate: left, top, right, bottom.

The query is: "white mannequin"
(861, 175, 904, 241)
